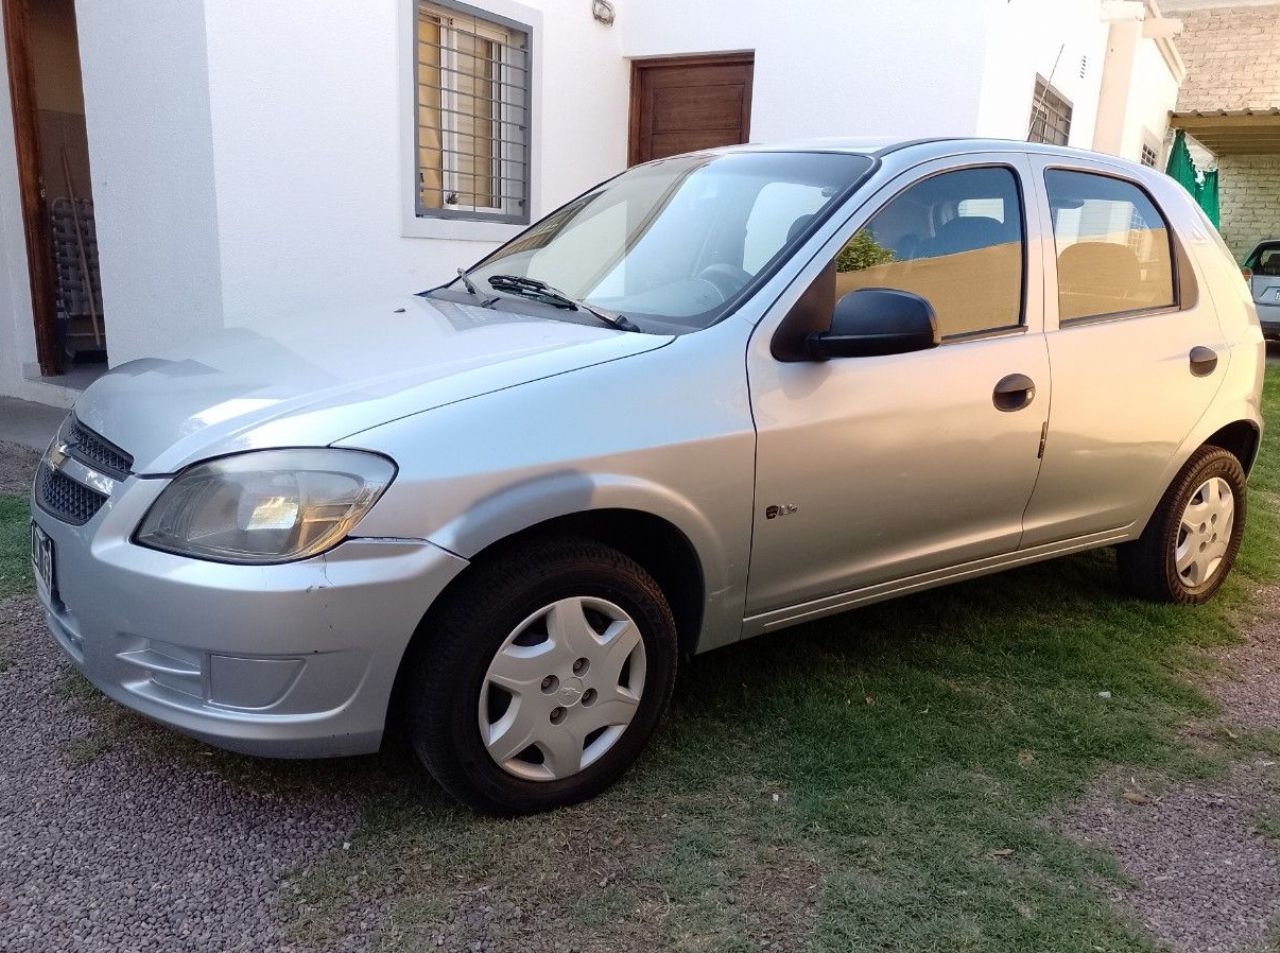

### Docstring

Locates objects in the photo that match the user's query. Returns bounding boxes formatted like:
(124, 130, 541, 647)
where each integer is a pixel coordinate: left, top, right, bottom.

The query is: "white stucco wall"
(1120, 38, 1181, 162)
(622, 0, 993, 140)
(975, 0, 1110, 146)
(202, 0, 628, 334)
(75, 0, 226, 367)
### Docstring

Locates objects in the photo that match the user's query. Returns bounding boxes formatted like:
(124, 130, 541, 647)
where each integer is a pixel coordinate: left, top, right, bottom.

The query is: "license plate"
(30, 522, 56, 603)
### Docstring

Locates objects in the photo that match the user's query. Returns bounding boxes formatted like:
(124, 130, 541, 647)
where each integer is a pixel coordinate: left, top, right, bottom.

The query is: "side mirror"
(806, 288, 939, 360)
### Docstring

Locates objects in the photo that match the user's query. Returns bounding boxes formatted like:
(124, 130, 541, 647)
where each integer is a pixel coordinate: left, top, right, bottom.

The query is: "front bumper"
(32, 474, 468, 757)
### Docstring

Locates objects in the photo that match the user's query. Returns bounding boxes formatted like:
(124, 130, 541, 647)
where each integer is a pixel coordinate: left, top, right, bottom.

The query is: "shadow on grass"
(273, 501, 1279, 952)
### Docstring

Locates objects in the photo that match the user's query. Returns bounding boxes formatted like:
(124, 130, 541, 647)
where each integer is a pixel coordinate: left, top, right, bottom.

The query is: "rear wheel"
(405, 537, 678, 814)
(1117, 446, 1247, 604)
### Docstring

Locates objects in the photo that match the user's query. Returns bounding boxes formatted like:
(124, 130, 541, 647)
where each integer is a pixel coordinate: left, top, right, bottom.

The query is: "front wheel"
(405, 538, 678, 814)
(1117, 446, 1247, 604)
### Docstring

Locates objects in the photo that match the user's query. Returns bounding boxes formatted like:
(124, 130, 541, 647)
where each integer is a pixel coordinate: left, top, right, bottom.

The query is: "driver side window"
(834, 167, 1026, 338)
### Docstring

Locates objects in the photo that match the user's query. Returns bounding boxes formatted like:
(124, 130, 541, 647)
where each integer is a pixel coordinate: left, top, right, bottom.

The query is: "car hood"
(75, 294, 672, 474)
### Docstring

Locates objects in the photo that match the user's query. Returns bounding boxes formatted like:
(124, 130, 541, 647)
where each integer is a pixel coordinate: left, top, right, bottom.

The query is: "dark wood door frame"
(628, 51, 754, 167)
(3, 0, 61, 376)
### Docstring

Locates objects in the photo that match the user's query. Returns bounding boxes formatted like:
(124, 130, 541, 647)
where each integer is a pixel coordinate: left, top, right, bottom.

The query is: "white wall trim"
(397, 0, 542, 243)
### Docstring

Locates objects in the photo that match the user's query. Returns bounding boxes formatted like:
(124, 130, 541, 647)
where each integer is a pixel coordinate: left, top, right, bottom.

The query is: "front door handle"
(993, 373, 1036, 412)
(1189, 345, 1219, 377)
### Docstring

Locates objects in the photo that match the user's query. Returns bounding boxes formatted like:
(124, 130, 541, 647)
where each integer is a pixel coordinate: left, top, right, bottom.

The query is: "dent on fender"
(426, 468, 729, 570)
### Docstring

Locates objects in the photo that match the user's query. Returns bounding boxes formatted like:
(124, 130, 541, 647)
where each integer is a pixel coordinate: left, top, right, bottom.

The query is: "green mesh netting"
(1165, 130, 1220, 227)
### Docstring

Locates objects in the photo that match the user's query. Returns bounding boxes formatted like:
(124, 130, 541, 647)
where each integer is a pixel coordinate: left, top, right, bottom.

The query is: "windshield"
(462, 151, 874, 332)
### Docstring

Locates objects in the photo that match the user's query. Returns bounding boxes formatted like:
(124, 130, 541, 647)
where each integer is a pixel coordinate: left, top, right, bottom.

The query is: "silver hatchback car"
(32, 139, 1264, 813)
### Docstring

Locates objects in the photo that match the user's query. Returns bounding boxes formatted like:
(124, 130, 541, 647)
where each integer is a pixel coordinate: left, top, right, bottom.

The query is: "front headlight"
(135, 449, 396, 564)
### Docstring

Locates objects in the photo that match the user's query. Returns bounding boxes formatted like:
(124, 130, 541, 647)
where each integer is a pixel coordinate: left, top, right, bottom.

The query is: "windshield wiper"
(486, 274, 641, 332)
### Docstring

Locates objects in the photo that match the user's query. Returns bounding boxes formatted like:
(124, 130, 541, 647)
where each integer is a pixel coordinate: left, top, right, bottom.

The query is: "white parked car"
(1243, 239, 1280, 340)
(32, 138, 1265, 813)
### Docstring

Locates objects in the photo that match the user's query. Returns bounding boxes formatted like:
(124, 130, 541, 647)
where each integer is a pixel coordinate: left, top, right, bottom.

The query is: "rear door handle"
(993, 373, 1036, 412)
(1189, 346, 1218, 377)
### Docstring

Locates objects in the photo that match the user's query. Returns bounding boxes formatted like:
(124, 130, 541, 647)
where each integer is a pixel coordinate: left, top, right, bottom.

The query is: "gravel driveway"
(0, 442, 395, 953)
(0, 591, 401, 953)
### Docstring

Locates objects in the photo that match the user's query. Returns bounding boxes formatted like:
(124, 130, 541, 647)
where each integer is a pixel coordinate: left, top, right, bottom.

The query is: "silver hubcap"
(479, 597, 647, 781)
(1175, 476, 1234, 587)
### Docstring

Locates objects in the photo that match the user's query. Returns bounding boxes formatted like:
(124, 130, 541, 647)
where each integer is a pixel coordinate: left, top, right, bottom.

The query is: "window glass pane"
(1029, 77, 1072, 146)
(1247, 242, 1280, 272)
(469, 151, 872, 330)
(1045, 169, 1175, 321)
(417, 13, 445, 210)
(742, 182, 832, 273)
(832, 167, 1025, 338)
(416, 2, 528, 221)
(1259, 250, 1280, 275)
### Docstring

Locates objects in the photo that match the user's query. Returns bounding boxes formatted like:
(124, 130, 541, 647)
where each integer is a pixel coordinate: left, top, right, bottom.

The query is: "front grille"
(36, 464, 108, 526)
(65, 417, 133, 480)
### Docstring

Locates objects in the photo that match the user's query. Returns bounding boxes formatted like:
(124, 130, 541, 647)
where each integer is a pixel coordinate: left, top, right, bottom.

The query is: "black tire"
(1117, 445, 1247, 604)
(404, 537, 678, 815)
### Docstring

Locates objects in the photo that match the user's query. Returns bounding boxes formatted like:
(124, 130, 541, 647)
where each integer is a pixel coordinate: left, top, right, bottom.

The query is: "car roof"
(710, 136, 1153, 169)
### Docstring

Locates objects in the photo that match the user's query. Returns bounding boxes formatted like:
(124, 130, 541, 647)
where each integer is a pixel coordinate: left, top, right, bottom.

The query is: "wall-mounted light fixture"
(592, 0, 616, 25)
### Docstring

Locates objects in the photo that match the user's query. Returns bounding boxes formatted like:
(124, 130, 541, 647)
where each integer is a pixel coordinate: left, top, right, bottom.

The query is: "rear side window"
(1045, 169, 1175, 321)
(832, 167, 1025, 338)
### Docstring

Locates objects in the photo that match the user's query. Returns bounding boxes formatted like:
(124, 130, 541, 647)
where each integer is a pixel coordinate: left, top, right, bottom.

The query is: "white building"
(0, 0, 1185, 406)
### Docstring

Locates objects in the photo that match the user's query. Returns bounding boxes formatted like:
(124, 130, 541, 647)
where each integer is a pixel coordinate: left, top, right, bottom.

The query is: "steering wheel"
(696, 263, 751, 301)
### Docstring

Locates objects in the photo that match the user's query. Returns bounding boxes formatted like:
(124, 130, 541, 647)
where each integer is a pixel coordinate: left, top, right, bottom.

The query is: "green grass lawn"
(4, 364, 1280, 952)
(0, 494, 31, 600)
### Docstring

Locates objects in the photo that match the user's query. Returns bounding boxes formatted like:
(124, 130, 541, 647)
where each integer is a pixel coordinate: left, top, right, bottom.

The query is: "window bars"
(415, 1, 530, 223)
(1141, 144, 1158, 168)
(1028, 77, 1072, 147)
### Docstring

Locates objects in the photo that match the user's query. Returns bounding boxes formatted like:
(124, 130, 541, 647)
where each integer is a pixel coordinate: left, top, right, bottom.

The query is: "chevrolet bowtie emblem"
(45, 440, 117, 496)
(46, 441, 69, 471)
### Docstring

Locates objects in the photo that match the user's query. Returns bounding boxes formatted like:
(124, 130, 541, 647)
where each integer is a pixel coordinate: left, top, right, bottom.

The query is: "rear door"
(1020, 155, 1228, 546)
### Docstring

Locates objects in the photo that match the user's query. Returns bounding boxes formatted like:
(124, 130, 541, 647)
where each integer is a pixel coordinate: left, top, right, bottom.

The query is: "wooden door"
(3, 0, 61, 375)
(629, 53, 753, 166)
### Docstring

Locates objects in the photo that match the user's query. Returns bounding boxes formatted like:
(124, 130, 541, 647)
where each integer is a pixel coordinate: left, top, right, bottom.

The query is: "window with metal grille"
(1141, 143, 1158, 168)
(415, 1, 530, 224)
(1028, 77, 1072, 146)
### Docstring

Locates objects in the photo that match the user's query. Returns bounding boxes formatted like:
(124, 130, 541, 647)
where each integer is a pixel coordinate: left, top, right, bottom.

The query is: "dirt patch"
(1063, 762, 1280, 953)
(0, 441, 38, 496)
(1060, 586, 1280, 953)
(1213, 585, 1280, 732)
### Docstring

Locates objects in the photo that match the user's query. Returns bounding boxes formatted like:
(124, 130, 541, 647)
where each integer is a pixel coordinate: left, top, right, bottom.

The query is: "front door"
(745, 155, 1050, 616)
(628, 53, 753, 166)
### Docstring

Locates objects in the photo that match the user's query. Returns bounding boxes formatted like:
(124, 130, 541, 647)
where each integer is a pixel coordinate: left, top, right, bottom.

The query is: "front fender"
(419, 468, 728, 573)
(334, 331, 758, 653)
